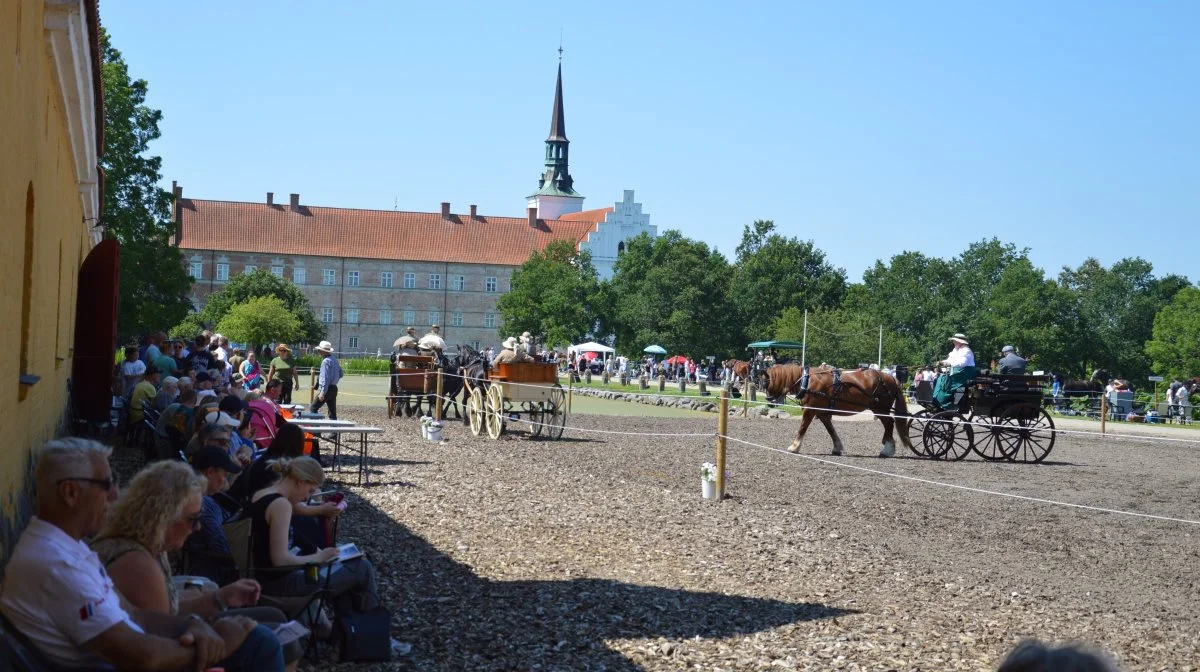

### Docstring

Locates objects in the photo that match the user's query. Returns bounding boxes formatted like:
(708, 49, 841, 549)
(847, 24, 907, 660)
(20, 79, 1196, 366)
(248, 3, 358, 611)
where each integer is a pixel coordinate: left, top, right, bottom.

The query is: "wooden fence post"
(716, 388, 728, 500)
(1100, 393, 1107, 435)
(309, 367, 316, 405)
(435, 368, 444, 422)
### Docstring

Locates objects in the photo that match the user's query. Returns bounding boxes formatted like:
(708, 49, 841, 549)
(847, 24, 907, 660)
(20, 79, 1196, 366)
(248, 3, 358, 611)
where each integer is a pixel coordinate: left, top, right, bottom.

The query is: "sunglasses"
(57, 477, 117, 492)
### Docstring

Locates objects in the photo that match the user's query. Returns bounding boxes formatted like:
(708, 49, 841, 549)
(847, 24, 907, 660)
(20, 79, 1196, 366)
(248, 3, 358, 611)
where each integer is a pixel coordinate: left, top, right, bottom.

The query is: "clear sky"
(102, 1, 1198, 284)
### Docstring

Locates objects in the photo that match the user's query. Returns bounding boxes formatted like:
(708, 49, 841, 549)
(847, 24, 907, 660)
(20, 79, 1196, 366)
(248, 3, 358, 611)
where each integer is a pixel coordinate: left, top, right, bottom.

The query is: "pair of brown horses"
(761, 364, 912, 458)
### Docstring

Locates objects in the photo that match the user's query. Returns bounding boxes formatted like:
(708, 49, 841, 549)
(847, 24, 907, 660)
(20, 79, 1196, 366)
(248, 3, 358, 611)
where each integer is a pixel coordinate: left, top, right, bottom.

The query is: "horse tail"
(888, 374, 912, 449)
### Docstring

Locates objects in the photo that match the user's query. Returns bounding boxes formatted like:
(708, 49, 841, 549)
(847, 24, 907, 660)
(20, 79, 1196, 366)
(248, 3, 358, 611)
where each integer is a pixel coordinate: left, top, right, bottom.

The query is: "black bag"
(336, 607, 392, 662)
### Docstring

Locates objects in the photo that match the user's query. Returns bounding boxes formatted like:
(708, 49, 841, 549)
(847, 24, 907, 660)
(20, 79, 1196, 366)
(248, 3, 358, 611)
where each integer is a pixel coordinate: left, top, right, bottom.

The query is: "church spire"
(547, 62, 567, 142)
(530, 55, 580, 201)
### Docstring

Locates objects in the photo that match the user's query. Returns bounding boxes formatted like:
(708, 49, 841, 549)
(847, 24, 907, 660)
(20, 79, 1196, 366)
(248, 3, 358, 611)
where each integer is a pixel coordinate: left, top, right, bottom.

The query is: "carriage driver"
(418, 324, 445, 354)
(493, 337, 532, 367)
(932, 333, 977, 409)
(997, 345, 1026, 375)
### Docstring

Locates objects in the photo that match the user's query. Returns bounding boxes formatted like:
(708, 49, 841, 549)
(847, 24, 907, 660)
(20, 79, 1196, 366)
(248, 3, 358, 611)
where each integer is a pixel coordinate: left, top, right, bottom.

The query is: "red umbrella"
(580, 351, 600, 361)
(664, 355, 690, 366)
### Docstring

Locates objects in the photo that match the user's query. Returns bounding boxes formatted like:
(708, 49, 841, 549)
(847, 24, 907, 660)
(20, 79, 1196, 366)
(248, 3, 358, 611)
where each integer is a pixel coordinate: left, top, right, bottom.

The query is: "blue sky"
(102, 1, 1198, 283)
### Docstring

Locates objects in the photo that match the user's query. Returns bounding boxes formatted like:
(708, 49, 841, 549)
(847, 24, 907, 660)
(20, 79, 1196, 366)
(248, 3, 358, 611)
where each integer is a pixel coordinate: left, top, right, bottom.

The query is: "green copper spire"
(531, 61, 581, 199)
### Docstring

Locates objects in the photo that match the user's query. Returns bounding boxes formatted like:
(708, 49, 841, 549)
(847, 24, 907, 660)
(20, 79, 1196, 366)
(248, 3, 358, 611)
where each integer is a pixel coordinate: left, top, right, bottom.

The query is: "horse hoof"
(879, 442, 895, 458)
(787, 442, 800, 453)
(831, 448, 842, 456)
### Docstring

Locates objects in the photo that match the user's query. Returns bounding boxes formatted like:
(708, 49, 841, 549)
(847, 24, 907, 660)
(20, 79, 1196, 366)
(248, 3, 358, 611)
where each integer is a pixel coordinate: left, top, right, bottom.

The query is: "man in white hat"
(418, 325, 445, 354)
(933, 333, 976, 409)
(309, 341, 342, 419)
(492, 337, 532, 368)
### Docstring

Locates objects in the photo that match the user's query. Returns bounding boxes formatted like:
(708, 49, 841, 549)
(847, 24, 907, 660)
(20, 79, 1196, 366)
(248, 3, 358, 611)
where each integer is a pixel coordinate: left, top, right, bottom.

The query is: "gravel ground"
(270, 406, 1200, 671)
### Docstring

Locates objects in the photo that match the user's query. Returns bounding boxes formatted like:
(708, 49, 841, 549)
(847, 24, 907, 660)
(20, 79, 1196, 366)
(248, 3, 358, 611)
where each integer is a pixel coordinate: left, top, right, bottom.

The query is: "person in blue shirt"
(309, 341, 342, 420)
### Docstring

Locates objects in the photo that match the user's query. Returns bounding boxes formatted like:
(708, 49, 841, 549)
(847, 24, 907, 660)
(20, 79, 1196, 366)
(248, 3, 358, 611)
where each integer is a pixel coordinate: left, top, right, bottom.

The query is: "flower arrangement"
(428, 420, 442, 430)
(700, 462, 717, 483)
(420, 416, 433, 427)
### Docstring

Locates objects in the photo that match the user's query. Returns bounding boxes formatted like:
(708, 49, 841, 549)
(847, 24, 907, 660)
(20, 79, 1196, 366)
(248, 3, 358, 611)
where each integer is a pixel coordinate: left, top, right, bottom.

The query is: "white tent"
(568, 341, 615, 354)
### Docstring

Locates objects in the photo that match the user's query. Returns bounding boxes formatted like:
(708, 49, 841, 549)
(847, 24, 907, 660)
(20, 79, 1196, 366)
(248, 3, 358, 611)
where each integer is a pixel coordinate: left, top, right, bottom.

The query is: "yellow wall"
(0, 0, 93, 562)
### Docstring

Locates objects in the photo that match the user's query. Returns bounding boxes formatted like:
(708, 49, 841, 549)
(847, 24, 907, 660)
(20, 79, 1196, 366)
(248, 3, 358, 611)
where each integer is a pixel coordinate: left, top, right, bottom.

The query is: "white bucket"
(427, 427, 443, 442)
(420, 425, 429, 440)
(702, 479, 717, 500)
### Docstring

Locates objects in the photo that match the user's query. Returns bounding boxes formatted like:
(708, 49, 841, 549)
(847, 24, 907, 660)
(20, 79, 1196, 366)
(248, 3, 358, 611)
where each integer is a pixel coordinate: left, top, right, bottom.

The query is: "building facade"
(1, 0, 106, 569)
(176, 61, 655, 353)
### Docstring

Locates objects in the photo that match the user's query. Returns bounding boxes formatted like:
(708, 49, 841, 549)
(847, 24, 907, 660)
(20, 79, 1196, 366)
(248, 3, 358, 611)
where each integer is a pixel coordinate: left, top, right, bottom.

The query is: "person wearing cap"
(393, 334, 420, 357)
(193, 371, 217, 399)
(185, 445, 245, 583)
(492, 337, 532, 367)
(265, 344, 295, 404)
(997, 345, 1027, 375)
(933, 333, 977, 409)
(310, 341, 342, 420)
(206, 396, 253, 465)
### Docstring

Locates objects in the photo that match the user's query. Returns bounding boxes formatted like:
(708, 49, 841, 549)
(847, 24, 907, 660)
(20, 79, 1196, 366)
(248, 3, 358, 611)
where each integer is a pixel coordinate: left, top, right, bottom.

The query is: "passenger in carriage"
(419, 324, 446, 353)
(932, 333, 976, 410)
(997, 345, 1027, 375)
(492, 337, 532, 367)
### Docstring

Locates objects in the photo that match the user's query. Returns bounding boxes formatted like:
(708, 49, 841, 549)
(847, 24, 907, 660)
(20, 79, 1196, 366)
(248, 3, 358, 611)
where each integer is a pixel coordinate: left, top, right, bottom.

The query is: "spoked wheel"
(906, 409, 934, 457)
(970, 412, 1015, 461)
(468, 389, 484, 437)
(922, 410, 974, 461)
(485, 385, 505, 439)
(524, 401, 545, 437)
(545, 384, 566, 440)
(998, 403, 1056, 463)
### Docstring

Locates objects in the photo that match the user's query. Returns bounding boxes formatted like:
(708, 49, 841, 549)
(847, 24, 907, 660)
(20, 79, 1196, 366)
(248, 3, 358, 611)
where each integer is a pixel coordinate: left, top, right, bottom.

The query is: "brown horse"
(723, 359, 750, 383)
(764, 365, 911, 458)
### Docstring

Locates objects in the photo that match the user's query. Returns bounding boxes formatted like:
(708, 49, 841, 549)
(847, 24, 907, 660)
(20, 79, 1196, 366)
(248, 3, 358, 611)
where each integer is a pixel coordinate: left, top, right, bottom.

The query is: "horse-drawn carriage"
(387, 354, 438, 418)
(466, 361, 566, 440)
(909, 372, 1056, 463)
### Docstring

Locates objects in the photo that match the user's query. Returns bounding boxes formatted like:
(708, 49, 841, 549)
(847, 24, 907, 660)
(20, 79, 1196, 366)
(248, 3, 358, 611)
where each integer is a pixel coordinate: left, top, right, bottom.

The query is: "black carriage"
(907, 372, 1056, 463)
(387, 354, 438, 418)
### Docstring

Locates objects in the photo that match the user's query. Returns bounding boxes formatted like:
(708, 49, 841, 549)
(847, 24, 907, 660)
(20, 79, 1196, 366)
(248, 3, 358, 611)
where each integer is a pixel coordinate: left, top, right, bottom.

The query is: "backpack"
(336, 606, 392, 662)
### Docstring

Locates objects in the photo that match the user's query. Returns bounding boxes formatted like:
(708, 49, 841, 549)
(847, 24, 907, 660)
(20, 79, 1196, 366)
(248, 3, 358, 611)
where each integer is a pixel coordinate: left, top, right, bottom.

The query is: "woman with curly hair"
(90, 460, 302, 669)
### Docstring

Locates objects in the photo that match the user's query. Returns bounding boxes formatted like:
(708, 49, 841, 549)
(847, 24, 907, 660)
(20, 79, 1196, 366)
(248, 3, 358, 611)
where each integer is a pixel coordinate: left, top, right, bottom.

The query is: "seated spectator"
(155, 388, 198, 458)
(184, 446, 242, 583)
(248, 457, 381, 625)
(206, 395, 254, 464)
(129, 365, 161, 426)
(248, 380, 286, 448)
(154, 375, 179, 412)
(195, 371, 218, 399)
(91, 458, 302, 670)
(187, 422, 233, 460)
(0, 438, 284, 671)
(996, 639, 1116, 671)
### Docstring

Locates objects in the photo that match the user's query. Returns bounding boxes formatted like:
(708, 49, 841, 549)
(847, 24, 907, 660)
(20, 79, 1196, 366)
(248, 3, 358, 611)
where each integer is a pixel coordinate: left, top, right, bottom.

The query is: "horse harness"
(793, 366, 888, 411)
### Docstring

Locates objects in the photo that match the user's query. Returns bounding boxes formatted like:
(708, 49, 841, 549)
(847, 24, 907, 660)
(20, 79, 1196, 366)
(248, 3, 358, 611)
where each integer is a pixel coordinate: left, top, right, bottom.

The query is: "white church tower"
(527, 61, 585, 221)
(580, 190, 656, 280)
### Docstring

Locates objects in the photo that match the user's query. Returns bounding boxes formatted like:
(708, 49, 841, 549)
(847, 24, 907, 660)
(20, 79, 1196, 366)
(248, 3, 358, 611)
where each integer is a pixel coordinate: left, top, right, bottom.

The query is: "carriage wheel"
(468, 389, 484, 437)
(906, 409, 933, 457)
(922, 410, 973, 461)
(970, 412, 1016, 462)
(545, 384, 567, 440)
(998, 403, 1056, 463)
(485, 385, 505, 440)
(524, 402, 545, 438)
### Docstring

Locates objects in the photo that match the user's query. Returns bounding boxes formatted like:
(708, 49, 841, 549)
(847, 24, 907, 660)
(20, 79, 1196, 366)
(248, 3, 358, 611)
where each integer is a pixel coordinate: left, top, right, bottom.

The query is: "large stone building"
(2, 0, 110, 567)
(176, 61, 655, 353)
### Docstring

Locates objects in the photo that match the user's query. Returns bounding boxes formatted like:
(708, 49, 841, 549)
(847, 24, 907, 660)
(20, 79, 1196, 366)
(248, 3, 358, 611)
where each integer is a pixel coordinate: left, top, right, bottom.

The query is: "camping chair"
(226, 517, 333, 657)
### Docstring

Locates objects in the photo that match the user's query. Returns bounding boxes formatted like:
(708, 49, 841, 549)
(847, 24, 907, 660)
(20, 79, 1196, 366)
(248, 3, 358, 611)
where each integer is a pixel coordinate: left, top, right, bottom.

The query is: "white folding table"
(292, 423, 384, 486)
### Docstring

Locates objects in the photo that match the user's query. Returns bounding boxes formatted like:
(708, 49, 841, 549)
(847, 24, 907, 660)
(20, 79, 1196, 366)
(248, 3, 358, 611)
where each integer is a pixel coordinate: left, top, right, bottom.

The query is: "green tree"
(216, 296, 302, 350)
(772, 307, 881, 367)
(100, 29, 193, 341)
(730, 220, 847, 341)
(496, 240, 600, 348)
(173, 269, 324, 343)
(608, 232, 737, 358)
(1146, 287, 1200, 380)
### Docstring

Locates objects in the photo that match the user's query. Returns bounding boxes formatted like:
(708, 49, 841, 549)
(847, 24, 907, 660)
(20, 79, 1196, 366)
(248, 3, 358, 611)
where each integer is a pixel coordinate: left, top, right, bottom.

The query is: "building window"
(347, 271, 360, 287)
(429, 311, 440, 326)
(293, 267, 306, 284)
(348, 337, 359, 350)
(403, 272, 416, 289)
(403, 310, 415, 326)
(380, 309, 392, 325)
(452, 275, 465, 291)
(271, 266, 284, 277)
(346, 309, 359, 324)
(189, 262, 203, 279)
(215, 263, 229, 281)
(451, 311, 463, 327)
(380, 271, 393, 288)
(428, 274, 441, 290)
(323, 269, 336, 285)
(243, 265, 256, 274)
(322, 308, 334, 323)
(484, 313, 496, 328)
(485, 276, 497, 292)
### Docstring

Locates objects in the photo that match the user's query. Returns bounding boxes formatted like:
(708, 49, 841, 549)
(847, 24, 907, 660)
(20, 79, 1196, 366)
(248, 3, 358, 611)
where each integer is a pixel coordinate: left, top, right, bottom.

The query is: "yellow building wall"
(0, 0, 94, 563)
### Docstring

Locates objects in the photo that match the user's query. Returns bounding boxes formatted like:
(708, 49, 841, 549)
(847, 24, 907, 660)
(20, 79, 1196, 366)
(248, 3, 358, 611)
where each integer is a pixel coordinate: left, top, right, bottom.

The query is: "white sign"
(1148, 375, 1165, 382)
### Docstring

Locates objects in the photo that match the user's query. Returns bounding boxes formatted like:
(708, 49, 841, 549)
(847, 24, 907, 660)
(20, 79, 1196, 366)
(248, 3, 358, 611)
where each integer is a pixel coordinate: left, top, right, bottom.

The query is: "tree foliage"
(100, 29, 193, 342)
(1146, 287, 1200, 380)
(216, 296, 302, 350)
(172, 269, 324, 343)
(496, 240, 600, 348)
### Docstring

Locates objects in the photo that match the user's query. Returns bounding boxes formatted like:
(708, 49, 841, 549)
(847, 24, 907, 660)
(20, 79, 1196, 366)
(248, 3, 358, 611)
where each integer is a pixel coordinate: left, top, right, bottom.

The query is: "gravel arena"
(280, 406, 1200, 671)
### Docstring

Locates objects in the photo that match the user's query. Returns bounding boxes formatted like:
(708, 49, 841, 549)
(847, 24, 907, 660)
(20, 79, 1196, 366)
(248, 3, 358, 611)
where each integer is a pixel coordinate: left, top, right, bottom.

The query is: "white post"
(878, 325, 883, 368)
(801, 309, 808, 369)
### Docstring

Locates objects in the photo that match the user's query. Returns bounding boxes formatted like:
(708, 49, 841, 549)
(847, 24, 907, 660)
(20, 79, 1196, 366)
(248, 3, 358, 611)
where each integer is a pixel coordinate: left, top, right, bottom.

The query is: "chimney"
(266, 192, 274, 206)
(527, 206, 538, 228)
(289, 193, 300, 210)
(469, 204, 477, 220)
(171, 181, 182, 200)
(440, 202, 451, 220)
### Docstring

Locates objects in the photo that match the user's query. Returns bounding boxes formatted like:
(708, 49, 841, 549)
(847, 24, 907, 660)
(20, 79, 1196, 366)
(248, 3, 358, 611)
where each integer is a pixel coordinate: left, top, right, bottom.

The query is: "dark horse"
(1059, 369, 1111, 398)
(762, 364, 912, 458)
(443, 344, 488, 424)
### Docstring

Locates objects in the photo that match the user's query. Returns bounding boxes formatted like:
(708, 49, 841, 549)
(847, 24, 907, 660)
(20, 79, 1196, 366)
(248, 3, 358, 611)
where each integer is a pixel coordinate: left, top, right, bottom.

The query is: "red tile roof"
(176, 199, 601, 266)
(560, 206, 614, 223)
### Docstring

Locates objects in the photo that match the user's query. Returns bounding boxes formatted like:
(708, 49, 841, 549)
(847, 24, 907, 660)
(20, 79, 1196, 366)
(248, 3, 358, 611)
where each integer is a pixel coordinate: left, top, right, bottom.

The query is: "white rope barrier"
(719, 434, 1200, 526)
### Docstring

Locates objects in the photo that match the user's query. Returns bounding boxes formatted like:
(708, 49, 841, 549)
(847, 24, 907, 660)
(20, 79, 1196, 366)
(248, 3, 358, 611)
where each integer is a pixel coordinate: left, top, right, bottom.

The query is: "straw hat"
(314, 340, 334, 353)
(948, 333, 969, 345)
(502, 336, 518, 349)
(275, 344, 292, 354)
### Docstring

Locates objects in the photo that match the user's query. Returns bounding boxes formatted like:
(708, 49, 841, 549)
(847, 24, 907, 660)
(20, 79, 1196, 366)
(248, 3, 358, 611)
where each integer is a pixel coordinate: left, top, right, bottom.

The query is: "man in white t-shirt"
(0, 438, 284, 671)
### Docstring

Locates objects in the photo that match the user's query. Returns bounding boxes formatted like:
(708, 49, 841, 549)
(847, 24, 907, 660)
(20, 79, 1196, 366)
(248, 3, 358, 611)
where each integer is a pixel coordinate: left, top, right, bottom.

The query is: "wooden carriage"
(466, 361, 566, 440)
(387, 354, 437, 418)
